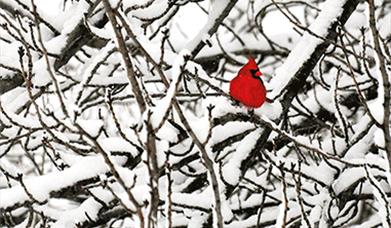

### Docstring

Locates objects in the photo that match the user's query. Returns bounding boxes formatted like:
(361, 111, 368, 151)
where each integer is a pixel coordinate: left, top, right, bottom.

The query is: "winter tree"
(0, 0, 390, 227)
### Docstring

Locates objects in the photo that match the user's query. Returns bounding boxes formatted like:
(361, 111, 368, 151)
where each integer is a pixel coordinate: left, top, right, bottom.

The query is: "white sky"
(36, 0, 299, 37)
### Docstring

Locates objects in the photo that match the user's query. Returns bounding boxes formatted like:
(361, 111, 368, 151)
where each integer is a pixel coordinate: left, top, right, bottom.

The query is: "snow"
(275, 196, 288, 228)
(254, 101, 283, 120)
(185, 0, 234, 52)
(210, 121, 255, 144)
(73, 41, 117, 105)
(221, 130, 261, 186)
(0, 159, 21, 185)
(99, 137, 139, 157)
(0, 155, 126, 210)
(195, 27, 297, 59)
(108, 0, 121, 8)
(51, 188, 113, 228)
(364, 165, 391, 227)
(0, 0, 61, 31)
(33, 0, 91, 62)
(332, 163, 388, 195)
(367, 7, 391, 125)
(131, 0, 170, 20)
(31, 57, 57, 86)
(86, 21, 112, 40)
(368, 99, 385, 124)
(58, 1, 91, 34)
(148, 49, 190, 129)
(0, 104, 51, 129)
(183, 112, 210, 144)
(307, 204, 323, 227)
(221, 200, 234, 223)
(379, 13, 391, 38)
(44, 35, 67, 55)
(156, 123, 180, 143)
(268, 0, 347, 99)
(1, 0, 390, 227)
(171, 190, 212, 210)
(374, 128, 385, 148)
(187, 212, 208, 228)
(205, 97, 241, 117)
(76, 119, 104, 137)
(156, 139, 170, 167)
(343, 119, 376, 159)
(350, 214, 383, 227)
(0, 41, 24, 72)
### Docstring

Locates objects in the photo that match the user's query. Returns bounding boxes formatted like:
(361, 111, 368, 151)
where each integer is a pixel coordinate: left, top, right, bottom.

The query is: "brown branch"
(234, 0, 361, 196)
(190, 0, 239, 57)
(0, 1, 107, 96)
(367, 0, 391, 171)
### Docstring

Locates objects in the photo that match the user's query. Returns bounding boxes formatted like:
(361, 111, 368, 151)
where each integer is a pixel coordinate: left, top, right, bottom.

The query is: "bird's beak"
(255, 71, 262, 77)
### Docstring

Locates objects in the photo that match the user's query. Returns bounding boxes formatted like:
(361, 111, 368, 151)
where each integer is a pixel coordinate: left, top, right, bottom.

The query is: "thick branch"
(236, 0, 360, 195)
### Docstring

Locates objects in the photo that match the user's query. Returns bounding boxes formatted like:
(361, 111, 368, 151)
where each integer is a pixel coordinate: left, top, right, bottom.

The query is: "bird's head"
(240, 57, 262, 78)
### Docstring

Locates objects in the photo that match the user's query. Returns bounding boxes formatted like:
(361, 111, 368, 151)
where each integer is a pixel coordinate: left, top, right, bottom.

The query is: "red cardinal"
(229, 58, 267, 108)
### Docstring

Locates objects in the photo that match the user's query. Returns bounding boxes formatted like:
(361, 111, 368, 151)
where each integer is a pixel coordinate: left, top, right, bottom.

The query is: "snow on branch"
(269, 0, 350, 100)
(1, 0, 390, 227)
(186, 0, 239, 57)
(0, 156, 126, 211)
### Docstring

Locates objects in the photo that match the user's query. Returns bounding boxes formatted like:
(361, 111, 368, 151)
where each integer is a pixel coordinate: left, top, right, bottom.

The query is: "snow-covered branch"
(1, 0, 390, 227)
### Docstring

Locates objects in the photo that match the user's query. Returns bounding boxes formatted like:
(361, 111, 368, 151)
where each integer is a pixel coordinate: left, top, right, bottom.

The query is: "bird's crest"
(240, 57, 262, 77)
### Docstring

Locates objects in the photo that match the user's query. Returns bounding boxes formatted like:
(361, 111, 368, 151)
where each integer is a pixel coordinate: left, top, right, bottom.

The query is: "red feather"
(229, 58, 266, 108)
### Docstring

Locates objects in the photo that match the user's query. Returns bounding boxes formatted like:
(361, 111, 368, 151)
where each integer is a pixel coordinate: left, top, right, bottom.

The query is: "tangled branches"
(0, 0, 390, 227)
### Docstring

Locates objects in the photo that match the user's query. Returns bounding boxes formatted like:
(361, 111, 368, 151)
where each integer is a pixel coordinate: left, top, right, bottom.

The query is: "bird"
(229, 57, 267, 108)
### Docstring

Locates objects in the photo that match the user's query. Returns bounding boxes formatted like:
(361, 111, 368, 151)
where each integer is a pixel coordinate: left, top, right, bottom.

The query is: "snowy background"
(0, 0, 390, 227)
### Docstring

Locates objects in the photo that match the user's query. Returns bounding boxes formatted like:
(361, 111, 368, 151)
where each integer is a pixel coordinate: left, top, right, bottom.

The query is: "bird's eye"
(250, 69, 260, 77)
